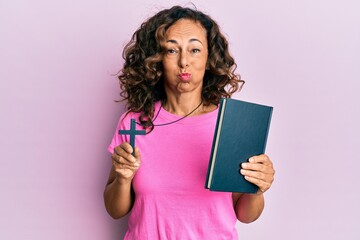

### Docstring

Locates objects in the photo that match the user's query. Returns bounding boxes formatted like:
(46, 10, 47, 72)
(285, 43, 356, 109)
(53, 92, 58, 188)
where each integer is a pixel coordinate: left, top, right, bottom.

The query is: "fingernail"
(240, 169, 246, 175)
(242, 163, 248, 168)
(134, 162, 139, 167)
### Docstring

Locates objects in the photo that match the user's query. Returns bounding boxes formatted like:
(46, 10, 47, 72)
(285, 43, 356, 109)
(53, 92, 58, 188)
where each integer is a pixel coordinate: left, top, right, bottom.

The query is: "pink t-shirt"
(108, 102, 238, 240)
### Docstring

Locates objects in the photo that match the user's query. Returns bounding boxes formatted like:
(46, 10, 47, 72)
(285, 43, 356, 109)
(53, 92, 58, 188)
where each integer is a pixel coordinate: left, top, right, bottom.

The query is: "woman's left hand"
(240, 154, 275, 194)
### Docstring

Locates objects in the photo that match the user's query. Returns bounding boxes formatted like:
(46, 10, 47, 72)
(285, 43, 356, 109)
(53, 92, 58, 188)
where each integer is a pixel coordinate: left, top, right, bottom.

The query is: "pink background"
(1, 0, 359, 239)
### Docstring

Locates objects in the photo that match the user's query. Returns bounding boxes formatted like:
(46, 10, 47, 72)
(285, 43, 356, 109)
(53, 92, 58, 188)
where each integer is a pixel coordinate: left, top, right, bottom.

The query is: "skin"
(104, 19, 275, 223)
(161, 19, 209, 115)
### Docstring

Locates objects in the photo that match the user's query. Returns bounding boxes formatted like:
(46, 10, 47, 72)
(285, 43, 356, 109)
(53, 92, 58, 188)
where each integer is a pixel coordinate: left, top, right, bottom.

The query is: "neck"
(163, 94, 203, 116)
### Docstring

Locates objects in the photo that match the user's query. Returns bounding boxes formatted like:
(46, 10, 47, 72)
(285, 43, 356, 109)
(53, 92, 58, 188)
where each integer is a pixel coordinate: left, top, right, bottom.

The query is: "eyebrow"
(166, 38, 203, 45)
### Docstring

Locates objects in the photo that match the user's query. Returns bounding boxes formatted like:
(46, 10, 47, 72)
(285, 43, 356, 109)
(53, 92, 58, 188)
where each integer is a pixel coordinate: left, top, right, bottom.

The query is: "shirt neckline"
(153, 101, 218, 126)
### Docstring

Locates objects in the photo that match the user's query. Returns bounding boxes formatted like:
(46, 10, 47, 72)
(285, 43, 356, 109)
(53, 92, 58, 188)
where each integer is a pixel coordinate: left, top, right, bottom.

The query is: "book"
(205, 98, 273, 193)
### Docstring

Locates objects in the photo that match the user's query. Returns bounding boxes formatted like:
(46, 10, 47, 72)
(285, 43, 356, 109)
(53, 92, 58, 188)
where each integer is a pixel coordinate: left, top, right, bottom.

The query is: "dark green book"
(205, 98, 273, 193)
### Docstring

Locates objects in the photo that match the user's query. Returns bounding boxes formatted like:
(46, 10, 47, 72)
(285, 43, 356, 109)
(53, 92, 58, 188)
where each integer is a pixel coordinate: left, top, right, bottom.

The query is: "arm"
(232, 192, 264, 223)
(103, 143, 141, 219)
(233, 154, 275, 223)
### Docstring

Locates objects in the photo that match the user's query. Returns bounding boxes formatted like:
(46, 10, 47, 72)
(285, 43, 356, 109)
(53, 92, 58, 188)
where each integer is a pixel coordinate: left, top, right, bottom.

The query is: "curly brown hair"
(118, 5, 244, 130)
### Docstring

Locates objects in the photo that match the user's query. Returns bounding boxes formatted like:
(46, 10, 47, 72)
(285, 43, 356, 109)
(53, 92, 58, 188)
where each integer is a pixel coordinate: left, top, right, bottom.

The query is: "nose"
(179, 51, 189, 69)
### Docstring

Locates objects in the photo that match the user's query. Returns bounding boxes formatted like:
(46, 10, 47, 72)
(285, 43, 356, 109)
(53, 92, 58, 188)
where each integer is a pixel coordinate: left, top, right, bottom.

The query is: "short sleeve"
(107, 111, 133, 154)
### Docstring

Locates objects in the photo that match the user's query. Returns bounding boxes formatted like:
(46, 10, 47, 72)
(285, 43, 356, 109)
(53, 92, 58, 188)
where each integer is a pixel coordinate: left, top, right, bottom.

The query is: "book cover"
(205, 98, 273, 193)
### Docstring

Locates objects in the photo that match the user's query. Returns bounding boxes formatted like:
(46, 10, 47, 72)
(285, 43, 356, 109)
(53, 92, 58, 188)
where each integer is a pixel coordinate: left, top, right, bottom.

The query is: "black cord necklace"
(137, 100, 203, 127)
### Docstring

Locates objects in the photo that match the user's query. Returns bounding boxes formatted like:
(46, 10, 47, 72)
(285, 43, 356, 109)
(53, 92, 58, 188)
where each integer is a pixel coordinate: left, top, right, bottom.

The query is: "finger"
(241, 166, 275, 182)
(241, 162, 265, 171)
(120, 142, 133, 153)
(113, 160, 140, 171)
(243, 175, 271, 193)
(133, 147, 141, 166)
(240, 168, 266, 180)
(241, 162, 275, 175)
(115, 142, 134, 155)
(249, 154, 273, 166)
(133, 147, 141, 159)
(113, 145, 137, 163)
(112, 157, 140, 169)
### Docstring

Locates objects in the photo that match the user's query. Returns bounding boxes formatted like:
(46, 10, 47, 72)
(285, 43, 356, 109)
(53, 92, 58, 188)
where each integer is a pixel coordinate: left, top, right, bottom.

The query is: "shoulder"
(114, 111, 139, 131)
(119, 110, 136, 122)
(118, 101, 161, 128)
(203, 104, 218, 114)
(197, 103, 218, 116)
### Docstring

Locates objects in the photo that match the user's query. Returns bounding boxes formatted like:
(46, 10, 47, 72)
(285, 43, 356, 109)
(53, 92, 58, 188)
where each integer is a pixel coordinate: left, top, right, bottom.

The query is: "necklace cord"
(136, 100, 203, 127)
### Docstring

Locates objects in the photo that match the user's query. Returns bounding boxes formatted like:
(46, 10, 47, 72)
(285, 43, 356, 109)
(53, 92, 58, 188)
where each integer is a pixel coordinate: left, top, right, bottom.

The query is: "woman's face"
(162, 19, 208, 97)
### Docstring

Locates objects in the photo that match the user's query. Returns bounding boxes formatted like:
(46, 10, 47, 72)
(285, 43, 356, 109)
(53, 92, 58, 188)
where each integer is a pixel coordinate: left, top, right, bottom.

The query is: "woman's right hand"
(111, 142, 141, 183)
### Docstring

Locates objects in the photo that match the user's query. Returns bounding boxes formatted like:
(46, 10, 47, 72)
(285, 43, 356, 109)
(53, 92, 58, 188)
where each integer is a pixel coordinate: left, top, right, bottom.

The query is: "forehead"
(165, 19, 207, 41)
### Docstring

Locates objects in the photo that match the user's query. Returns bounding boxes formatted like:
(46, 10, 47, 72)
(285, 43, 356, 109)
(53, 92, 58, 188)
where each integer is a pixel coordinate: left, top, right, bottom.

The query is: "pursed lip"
(178, 73, 191, 81)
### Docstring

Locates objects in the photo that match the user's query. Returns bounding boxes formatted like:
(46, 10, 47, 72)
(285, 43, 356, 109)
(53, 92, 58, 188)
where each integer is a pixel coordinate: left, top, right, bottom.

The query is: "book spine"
(205, 98, 227, 189)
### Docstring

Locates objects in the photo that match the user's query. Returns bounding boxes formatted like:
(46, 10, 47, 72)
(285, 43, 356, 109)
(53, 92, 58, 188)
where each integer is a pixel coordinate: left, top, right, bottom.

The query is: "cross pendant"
(118, 118, 146, 155)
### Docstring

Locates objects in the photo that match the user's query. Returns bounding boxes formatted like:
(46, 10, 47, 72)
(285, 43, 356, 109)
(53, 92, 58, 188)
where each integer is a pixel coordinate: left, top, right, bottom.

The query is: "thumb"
(133, 147, 141, 160)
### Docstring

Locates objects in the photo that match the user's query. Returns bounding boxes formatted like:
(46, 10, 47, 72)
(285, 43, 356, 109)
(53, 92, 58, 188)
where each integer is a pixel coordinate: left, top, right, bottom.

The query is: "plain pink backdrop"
(1, 0, 359, 239)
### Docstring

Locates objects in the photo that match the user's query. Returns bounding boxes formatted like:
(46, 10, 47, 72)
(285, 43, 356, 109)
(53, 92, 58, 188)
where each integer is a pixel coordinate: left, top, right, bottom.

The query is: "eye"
(192, 49, 200, 53)
(166, 49, 177, 54)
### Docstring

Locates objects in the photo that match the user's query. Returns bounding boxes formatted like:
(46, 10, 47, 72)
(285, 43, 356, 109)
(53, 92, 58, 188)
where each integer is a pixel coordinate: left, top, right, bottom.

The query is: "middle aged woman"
(104, 6, 275, 239)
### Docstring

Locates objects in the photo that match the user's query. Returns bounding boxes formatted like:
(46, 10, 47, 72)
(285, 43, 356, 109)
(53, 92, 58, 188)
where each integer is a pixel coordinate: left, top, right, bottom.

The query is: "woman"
(104, 6, 275, 239)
